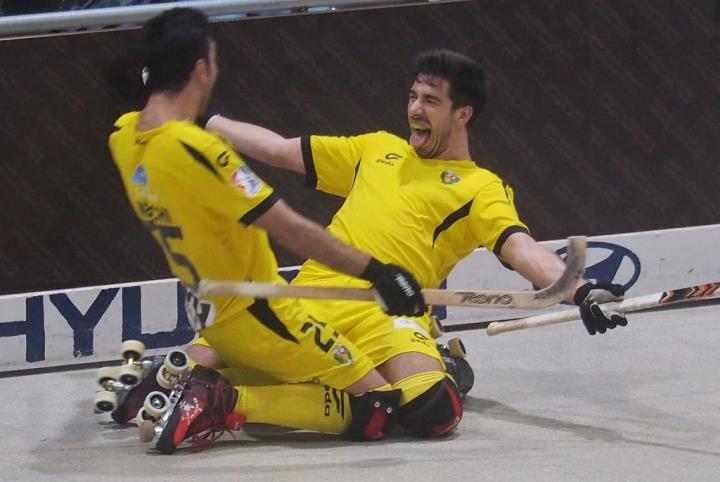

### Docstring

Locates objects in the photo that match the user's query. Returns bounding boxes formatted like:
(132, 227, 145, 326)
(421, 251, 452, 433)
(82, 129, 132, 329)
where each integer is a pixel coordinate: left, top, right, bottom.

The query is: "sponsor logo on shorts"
(394, 318, 428, 337)
(332, 344, 353, 365)
(409, 331, 432, 348)
(230, 165, 262, 197)
(440, 170, 460, 184)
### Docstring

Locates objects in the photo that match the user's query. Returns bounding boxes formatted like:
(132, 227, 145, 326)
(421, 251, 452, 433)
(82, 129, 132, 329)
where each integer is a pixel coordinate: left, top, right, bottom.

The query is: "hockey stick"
(198, 236, 586, 309)
(484, 282, 720, 336)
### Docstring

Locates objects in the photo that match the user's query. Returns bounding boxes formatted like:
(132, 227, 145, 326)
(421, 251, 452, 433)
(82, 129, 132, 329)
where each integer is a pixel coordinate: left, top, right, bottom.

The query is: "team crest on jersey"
(440, 170, 460, 184)
(131, 164, 148, 185)
(230, 165, 262, 197)
(332, 344, 353, 365)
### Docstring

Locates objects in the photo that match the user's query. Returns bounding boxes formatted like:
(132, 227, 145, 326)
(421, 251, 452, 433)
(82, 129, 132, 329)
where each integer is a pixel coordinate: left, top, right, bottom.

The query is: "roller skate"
(94, 340, 159, 416)
(138, 365, 245, 454)
(430, 316, 475, 399)
(93, 340, 188, 425)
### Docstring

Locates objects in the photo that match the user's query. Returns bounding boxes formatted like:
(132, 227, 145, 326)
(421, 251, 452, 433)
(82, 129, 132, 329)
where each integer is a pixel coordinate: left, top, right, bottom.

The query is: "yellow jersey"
(109, 112, 281, 327)
(296, 131, 528, 289)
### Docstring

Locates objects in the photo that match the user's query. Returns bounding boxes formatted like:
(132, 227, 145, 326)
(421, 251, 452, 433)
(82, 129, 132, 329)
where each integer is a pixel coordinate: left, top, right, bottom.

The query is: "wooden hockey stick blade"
(486, 281, 720, 336)
(198, 236, 586, 309)
(422, 235, 585, 308)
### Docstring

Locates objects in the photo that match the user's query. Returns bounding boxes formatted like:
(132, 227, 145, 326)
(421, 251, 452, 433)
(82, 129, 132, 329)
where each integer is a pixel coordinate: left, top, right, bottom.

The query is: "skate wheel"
(156, 367, 174, 390)
(96, 366, 119, 387)
(94, 390, 118, 412)
(447, 337, 467, 358)
(119, 363, 143, 386)
(429, 315, 444, 338)
(164, 349, 189, 375)
(134, 407, 151, 428)
(139, 420, 156, 443)
(121, 339, 145, 362)
(143, 391, 170, 419)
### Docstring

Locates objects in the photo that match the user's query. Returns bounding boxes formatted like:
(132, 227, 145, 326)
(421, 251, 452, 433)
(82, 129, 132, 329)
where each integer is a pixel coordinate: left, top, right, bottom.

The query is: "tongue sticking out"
(410, 129, 430, 149)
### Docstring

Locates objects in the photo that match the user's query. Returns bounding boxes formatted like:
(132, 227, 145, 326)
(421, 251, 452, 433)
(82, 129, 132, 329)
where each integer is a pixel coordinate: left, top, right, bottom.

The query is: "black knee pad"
(439, 347, 475, 399)
(398, 377, 463, 438)
(344, 389, 402, 441)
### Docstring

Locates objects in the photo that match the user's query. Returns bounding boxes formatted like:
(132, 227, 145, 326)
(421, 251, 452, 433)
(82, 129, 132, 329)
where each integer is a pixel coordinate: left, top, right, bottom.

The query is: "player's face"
(407, 75, 457, 159)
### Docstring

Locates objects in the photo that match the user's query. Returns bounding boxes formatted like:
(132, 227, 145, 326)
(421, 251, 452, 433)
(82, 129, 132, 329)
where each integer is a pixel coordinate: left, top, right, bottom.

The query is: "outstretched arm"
(499, 232, 579, 302)
(500, 232, 627, 335)
(206, 115, 305, 174)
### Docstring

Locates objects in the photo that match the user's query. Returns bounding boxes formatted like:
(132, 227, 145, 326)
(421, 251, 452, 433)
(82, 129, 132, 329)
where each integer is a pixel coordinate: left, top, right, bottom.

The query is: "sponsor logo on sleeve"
(131, 164, 148, 185)
(230, 165, 262, 197)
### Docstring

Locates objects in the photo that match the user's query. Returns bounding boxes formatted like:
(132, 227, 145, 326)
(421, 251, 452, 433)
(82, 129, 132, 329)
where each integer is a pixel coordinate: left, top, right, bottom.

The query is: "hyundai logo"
(555, 241, 641, 291)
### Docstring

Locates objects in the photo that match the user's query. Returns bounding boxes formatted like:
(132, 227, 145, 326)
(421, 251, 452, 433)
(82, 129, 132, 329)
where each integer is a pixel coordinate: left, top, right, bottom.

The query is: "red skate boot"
(151, 365, 245, 454)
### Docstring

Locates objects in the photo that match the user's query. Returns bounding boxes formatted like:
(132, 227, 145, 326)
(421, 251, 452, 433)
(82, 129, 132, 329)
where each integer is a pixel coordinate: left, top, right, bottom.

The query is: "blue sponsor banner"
(0, 282, 195, 369)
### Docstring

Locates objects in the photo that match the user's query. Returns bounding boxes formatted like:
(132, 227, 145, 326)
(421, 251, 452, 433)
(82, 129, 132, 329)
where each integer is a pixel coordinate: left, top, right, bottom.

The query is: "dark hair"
(413, 49, 487, 125)
(141, 8, 211, 93)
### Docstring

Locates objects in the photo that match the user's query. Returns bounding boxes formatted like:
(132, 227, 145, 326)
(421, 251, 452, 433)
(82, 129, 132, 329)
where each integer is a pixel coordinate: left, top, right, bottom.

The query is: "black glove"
(573, 282, 628, 335)
(360, 258, 426, 316)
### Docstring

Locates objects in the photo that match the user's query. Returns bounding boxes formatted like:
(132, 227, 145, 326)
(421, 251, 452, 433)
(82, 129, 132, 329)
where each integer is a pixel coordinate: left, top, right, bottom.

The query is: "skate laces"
(184, 379, 241, 451)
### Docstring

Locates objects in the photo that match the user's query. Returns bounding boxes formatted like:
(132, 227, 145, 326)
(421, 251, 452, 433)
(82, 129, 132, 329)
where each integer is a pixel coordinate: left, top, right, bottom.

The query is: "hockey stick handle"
(197, 236, 587, 309)
(197, 281, 537, 307)
(198, 281, 376, 301)
(486, 285, 720, 336)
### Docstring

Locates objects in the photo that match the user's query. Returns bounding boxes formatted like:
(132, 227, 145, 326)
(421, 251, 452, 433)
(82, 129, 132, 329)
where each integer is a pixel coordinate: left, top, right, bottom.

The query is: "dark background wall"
(1, 0, 719, 295)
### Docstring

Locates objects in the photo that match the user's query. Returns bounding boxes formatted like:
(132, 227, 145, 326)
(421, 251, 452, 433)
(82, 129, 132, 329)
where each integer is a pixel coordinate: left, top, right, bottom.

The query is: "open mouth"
(409, 122, 431, 149)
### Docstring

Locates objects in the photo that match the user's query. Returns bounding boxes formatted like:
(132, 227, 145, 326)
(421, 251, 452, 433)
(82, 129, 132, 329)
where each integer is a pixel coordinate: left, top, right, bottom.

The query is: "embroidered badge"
(440, 170, 460, 184)
(332, 344, 353, 365)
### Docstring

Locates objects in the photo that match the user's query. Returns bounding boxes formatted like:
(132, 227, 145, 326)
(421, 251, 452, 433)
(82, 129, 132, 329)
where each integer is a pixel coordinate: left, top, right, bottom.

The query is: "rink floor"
(2, 304, 719, 481)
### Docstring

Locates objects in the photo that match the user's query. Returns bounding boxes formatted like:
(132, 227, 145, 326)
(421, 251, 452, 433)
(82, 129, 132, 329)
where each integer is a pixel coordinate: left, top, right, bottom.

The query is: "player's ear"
(455, 105, 473, 126)
(193, 57, 211, 84)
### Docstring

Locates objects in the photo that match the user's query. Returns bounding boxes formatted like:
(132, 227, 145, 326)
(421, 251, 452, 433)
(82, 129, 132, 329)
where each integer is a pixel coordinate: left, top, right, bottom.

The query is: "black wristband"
(360, 257, 384, 282)
(196, 112, 218, 128)
(573, 282, 594, 306)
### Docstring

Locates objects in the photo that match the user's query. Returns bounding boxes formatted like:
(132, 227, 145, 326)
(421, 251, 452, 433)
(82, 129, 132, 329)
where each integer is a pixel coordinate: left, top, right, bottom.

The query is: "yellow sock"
(392, 371, 446, 406)
(234, 383, 393, 433)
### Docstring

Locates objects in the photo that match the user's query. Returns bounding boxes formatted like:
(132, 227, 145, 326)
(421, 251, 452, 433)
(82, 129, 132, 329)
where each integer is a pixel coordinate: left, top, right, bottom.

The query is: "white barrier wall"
(443, 224, 720, 325)
(1, 225, 718, 372)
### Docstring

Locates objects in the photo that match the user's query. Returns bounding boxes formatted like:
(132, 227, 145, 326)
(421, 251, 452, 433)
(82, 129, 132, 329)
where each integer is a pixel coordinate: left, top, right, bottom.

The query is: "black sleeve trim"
(181, 141, 221, 180)
(239, 193, 280, 226)
(301, 136, 318, 189)
(492, 225, 530, 257)
(492, 225, 530, 270)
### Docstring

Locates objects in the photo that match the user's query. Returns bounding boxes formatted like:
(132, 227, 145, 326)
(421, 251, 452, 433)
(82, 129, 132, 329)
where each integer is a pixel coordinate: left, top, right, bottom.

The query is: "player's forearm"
(274, 215, 371, 278)
(207, 116, 303, 173)
(501, 233, 583, 303)
(256, 200, 370, 278)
